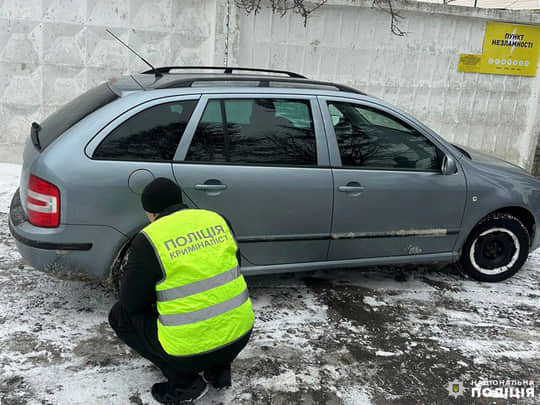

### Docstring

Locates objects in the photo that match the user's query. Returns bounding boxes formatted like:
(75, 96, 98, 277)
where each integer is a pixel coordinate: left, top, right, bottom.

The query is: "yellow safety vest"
(142, 209, 254, 356)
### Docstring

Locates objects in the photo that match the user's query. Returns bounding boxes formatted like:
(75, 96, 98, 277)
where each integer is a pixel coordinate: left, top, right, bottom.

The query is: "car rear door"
(319, 96, 467, 260)
(172, 93, 333, 266)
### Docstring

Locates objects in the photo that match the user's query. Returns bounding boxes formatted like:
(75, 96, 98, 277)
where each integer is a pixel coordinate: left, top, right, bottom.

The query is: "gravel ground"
(1, 165, 539, 404)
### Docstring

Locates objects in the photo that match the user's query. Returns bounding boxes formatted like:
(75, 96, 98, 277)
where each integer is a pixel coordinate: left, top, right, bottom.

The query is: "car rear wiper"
(31, 122, 41, 151)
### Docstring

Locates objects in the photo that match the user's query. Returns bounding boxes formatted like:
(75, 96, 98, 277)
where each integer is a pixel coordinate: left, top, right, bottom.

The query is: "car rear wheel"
(460, 213, 529, 282)
(109, 241, 131, 295)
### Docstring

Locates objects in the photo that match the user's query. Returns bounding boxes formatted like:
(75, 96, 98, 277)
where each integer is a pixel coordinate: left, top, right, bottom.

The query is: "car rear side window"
(185, 98, 317, 166)
(328, 101, 440, 171)
(38, 83, 118, 150)
(94, 100, 197, 161)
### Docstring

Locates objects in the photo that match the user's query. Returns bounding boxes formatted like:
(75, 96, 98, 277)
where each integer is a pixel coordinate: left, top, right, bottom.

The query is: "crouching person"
(109, 178, 254, 404)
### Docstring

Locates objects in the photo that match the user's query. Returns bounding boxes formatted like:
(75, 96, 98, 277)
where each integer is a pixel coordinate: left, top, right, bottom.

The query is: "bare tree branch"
(236, 0, 406, 35)
(372, 0, 406, 36)
(235, 0, 327, 27)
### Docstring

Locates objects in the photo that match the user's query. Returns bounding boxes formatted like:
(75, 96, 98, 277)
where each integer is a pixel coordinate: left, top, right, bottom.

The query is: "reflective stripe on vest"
(156, 265, 240, 302)
(159, 288, 249, 326)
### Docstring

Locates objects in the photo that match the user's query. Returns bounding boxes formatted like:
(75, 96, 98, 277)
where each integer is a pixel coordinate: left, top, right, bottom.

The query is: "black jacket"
(119, 204, 241, 313)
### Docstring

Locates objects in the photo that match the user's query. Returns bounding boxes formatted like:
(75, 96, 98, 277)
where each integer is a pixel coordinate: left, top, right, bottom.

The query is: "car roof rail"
(155, 76, 364, 94)
(141, 66, 307, 78)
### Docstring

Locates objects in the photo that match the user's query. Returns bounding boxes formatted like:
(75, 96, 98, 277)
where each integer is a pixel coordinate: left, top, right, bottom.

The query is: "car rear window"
(37, 83, 118, 150)
(93, 100, 197, 161)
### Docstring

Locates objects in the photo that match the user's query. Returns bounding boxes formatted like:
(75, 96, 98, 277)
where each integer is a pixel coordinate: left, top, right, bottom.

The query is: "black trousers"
(108, 302, 251, 388)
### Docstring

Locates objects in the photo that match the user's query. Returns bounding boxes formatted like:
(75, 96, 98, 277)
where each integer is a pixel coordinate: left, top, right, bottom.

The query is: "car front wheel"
(460, 213, 529, 282)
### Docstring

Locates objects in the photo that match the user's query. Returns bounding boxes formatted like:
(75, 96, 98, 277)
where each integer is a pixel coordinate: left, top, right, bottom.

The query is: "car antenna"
(106, 29, 162, 78)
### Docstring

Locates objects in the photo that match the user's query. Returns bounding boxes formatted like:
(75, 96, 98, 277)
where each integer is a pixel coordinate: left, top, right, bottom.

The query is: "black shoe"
(151, 378, 208, 404)
(203, 365, 232, 390)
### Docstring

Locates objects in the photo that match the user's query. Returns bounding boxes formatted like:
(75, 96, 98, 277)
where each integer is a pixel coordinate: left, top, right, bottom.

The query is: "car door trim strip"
(236, 229, 458, 243)
(331, 228, 459, 239)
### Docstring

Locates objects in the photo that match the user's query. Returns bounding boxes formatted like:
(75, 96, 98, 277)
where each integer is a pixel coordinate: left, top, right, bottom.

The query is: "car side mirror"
(441, 154, 457, 175)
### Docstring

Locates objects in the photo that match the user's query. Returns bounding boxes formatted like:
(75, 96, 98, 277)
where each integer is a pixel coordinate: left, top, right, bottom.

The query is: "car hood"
(454, 144, 530, 176)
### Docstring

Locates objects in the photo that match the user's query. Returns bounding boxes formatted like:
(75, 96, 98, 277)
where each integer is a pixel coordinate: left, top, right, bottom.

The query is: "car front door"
(171, 94, 333, 266)
(320, 97, 467, 260)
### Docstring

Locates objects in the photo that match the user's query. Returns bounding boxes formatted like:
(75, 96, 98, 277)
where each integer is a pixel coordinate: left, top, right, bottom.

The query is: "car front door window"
(328, 101, 440, 171)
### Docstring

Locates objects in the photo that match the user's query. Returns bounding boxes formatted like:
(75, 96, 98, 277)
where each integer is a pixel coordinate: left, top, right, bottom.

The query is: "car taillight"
(27, 174, 60, 228)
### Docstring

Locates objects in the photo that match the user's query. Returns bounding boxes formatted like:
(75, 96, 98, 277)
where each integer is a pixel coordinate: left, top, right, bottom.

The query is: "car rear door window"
(94, 100, 197, 161)
(328, 101, 440, 171)
(186, 98, 317, 166)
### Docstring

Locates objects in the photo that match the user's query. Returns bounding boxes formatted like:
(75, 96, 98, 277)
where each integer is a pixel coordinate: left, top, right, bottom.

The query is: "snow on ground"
(0, 163, 20, 214)
(1, 163, 539, 404)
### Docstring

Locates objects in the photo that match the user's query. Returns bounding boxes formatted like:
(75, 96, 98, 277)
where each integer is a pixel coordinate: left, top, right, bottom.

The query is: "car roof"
(108, 66, 365, 96)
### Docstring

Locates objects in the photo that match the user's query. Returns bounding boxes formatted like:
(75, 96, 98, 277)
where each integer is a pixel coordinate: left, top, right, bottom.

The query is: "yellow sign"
(458, 22, 540, 76)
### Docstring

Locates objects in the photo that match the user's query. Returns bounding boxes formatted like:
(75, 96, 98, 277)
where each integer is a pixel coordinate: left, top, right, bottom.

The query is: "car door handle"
(338, 186, 365, 192)
(194, 184, 228, 191)
(338, 182, 364, 197)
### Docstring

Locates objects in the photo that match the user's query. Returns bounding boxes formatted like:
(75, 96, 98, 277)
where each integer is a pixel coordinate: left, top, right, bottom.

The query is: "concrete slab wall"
(1, 0, 539, 171)
(233, 0, 540, 170)
(0, 0, 219, 163)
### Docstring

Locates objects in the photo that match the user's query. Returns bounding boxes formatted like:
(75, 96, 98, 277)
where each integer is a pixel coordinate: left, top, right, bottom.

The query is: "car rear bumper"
(8, 188, 127, 278)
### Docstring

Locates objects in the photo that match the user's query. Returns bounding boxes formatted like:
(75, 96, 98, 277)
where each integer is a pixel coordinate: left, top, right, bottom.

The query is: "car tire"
(460, 213, 529, 282)
(109, 242, 131, 295)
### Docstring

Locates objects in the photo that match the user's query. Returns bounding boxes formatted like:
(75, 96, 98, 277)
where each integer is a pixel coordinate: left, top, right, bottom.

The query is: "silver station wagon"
(8, 67, 540, 288)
